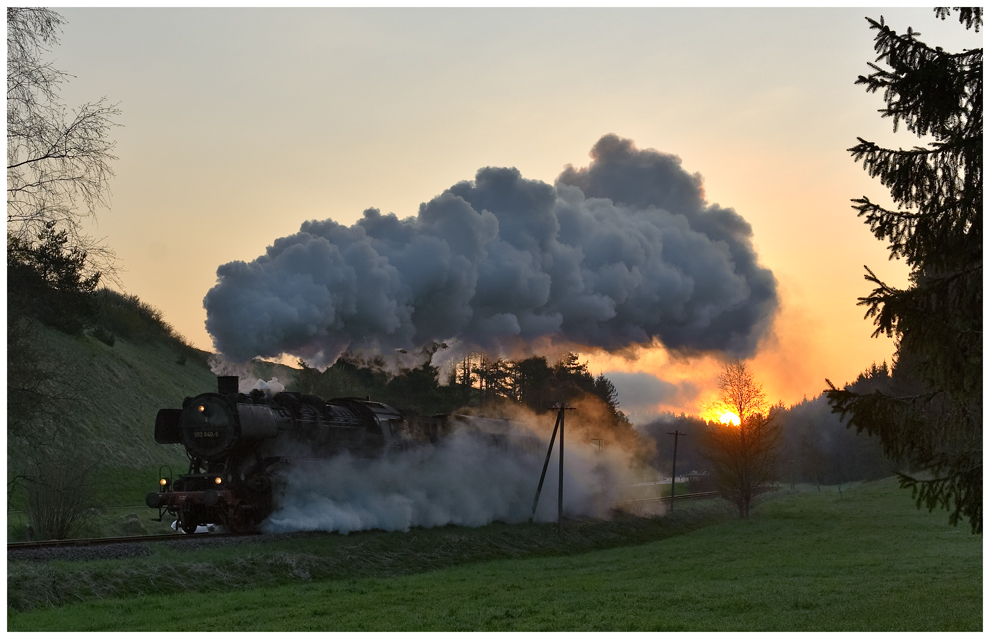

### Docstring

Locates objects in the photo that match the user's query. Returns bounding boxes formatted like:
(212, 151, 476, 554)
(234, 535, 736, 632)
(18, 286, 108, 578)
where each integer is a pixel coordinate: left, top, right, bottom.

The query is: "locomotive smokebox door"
(181, 394, 239, 461)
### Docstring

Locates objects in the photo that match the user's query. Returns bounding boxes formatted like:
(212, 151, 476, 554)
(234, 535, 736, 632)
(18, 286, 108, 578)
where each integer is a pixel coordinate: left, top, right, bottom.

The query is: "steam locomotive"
(147, 375, 522, 533)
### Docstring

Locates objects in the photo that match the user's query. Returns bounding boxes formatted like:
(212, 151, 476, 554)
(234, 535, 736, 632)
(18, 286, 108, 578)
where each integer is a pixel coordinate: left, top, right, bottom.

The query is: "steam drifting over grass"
(263, 417, 647, 535)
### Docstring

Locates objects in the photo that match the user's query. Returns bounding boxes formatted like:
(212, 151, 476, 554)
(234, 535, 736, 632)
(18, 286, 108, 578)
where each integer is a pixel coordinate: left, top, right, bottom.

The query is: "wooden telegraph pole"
(668, 430, 685, 511)
(557, 403, 565, 528)
(530, 404, 574, 529)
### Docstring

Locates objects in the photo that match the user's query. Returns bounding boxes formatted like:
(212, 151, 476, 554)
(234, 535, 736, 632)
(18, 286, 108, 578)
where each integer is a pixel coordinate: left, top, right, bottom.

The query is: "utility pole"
(668, 430, 685, 511)
(530, 404, 575, 529)
(558, 403, 565, 530)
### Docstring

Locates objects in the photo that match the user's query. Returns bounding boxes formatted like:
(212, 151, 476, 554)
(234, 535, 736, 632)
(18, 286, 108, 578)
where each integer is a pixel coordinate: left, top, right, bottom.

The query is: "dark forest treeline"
(639, 363, 900, 489)
(290, 351, 901, 490)
(289, 349, 646, 465)
(292, 350, 631, 427)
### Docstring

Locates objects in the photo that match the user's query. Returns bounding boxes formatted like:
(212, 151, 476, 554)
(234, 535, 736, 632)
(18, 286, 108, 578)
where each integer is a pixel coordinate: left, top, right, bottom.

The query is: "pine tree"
(8, 220, 101, 334)
(593, 373, 621, 414)
(826, 8, 982, 533)
(512, 356, 553, 411)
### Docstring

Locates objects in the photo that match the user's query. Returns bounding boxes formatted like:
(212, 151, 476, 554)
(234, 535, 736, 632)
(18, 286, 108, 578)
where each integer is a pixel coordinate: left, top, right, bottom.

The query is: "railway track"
(10, 491, 720, 553)
(8, 531, 253, 552)
(613, 490, 720, 509)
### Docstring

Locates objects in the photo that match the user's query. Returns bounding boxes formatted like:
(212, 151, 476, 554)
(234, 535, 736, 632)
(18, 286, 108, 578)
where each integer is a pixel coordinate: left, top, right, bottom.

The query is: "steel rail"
(613, 490, 720, 508)
(10, 492, 720, 550)
(8, 531, 253, 551)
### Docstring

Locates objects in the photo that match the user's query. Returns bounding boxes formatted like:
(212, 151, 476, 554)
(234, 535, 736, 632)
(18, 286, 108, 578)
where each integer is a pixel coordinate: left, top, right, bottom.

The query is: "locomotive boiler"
(147, 375, 452, 533)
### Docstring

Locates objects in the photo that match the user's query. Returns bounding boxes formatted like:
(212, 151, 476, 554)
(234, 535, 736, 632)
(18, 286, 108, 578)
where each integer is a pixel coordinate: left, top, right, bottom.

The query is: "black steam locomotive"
(147, 375, 518, 533)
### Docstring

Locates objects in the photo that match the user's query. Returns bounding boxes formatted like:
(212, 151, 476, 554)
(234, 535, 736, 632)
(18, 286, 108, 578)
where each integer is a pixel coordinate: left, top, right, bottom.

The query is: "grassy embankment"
(8, 478, 981, 631)
(6, 321, 290, 541)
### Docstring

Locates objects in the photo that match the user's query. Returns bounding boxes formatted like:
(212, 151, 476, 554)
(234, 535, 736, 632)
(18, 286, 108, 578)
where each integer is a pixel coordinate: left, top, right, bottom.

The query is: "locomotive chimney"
(218, 375, 239, 395)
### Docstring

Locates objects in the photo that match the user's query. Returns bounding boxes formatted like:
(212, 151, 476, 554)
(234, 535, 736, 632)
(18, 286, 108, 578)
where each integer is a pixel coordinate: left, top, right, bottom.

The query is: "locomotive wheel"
(246, 474, 271, 493)
(179, 514, 198, 534)
(226, 506, 256, 534)
(179, 503, 199, 534)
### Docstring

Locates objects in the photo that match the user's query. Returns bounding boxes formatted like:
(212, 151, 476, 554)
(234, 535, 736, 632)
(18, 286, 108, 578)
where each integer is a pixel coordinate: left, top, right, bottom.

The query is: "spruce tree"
(826, 8, 982, 532)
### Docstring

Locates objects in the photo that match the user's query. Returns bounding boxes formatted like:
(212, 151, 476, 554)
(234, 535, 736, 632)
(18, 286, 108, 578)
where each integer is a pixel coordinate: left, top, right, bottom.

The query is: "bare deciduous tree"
(701, 361, 783, 518)
(7, 8, 115, 532)
(7, 7, 120, 279)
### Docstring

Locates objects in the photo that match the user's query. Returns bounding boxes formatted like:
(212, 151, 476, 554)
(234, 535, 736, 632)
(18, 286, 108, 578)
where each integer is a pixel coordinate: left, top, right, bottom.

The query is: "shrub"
(90, 325, 115, 347)
(24, 450, 99, 540)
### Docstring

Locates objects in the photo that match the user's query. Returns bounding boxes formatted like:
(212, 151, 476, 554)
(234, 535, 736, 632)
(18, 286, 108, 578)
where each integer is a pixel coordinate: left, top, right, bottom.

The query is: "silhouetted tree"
(8, 221, 101, 334)
(452, 352, 486, 406)
(7, 9, 118, 519)
(513, 356, 554, 412)
(777, 385, 896, 487)
(7, 8, 120, 279)
(593, 373, 620, 413)
(549, 352, 596, 405)
(701, 361, 782, 518)
(473, 355, 513, 405)
(799, 433, 827, 492)
(826, 8, 982, 533)
(385, 361, 452, 415)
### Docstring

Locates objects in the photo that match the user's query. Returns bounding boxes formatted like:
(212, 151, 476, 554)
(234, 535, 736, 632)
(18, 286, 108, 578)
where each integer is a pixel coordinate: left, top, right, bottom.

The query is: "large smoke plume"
(205, 135, 777, 368)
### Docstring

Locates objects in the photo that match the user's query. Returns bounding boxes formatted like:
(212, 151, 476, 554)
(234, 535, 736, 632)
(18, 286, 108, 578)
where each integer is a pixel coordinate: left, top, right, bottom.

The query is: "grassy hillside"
(7, 479, 981, 631)
(35, 325, 217, 465)
(6, 319, 296, 540)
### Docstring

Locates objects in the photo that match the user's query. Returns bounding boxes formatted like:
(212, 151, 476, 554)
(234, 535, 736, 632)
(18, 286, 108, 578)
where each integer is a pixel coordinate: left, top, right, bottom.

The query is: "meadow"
(7, 478, 981, 631)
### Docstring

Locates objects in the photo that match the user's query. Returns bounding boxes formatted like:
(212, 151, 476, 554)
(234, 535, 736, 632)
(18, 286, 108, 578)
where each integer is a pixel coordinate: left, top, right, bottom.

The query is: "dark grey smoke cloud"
(205, 135, 777, 367)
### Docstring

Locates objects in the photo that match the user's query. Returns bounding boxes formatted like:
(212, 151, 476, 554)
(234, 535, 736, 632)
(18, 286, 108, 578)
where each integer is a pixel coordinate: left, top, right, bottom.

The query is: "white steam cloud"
(261, 424, 644, 534)
(204, 135, 777, 368)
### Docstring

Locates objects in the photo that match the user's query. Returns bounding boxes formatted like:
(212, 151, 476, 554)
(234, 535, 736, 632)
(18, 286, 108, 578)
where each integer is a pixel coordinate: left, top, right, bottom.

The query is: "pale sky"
(51, 6, 981, 422)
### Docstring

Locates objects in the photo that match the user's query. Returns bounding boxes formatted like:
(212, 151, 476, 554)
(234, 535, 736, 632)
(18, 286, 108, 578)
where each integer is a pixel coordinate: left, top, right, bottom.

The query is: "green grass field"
(8, 479, 981, 631)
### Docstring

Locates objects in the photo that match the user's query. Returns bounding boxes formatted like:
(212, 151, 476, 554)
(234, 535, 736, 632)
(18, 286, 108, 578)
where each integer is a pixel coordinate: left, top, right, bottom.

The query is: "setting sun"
(720, 411, 741, 426)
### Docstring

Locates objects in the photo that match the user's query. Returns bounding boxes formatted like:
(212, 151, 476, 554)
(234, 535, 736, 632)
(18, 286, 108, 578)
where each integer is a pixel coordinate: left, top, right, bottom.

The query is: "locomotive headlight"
(214, 476, 223, 485)
(198, 405, 205, 413)
(160, 478, 168, 486)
